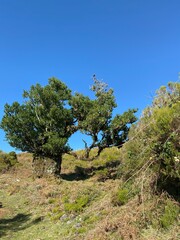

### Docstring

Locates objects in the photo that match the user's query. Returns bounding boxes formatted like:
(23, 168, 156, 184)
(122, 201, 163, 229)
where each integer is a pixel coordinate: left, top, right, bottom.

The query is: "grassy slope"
(0, 149, 179, 240)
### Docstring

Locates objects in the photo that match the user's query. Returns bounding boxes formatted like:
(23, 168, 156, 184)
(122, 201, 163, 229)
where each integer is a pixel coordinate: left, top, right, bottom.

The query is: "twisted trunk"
(54, 154, 62, 175)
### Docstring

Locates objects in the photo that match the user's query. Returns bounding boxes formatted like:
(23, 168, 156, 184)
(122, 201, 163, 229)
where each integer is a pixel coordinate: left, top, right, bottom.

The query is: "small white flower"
(174, 157, 180, 163)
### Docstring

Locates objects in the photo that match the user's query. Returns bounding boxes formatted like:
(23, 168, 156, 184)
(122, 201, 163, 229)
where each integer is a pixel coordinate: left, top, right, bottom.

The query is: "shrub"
(8, 151, 18, 165)
(0, 151, 18, 172)
(160, 199, 179, 229)
(117, 82, 180, 199)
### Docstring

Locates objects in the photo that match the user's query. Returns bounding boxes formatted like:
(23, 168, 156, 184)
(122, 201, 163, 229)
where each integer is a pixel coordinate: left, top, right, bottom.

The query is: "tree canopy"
(1, 78, 74, 174)
(70, 75, 137, 158)
(1, 76, 137, 175)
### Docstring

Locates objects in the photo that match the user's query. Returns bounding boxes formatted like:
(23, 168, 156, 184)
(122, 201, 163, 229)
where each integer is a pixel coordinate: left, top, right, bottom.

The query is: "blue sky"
(0, 0, 180, 152)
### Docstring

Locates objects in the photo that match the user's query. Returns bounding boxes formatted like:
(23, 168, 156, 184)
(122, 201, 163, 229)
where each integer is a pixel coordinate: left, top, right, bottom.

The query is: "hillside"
(0, 82, 180, 239)
(0, 147, 179, 240)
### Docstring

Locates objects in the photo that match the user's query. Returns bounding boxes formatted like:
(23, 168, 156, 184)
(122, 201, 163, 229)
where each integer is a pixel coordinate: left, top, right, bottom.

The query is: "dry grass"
(0, 150, 179, 240)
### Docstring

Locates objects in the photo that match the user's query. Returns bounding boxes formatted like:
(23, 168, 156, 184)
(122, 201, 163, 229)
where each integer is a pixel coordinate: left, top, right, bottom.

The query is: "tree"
(0, 78, 74, 175)
(70, 75, 138, 159)
(1, 75, 138, 174)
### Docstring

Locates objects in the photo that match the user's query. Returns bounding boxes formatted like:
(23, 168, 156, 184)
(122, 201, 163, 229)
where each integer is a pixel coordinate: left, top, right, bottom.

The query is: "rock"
(75, 223, 82, 228)
(60, 214, 68, 221)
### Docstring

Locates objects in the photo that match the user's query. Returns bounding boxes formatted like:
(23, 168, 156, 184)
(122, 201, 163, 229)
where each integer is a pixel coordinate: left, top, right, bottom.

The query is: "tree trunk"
(54, 154, 62, 176)
(32, 155, 62, 177)
(84, 147, 91, 159)
(32, 156, 46, 178)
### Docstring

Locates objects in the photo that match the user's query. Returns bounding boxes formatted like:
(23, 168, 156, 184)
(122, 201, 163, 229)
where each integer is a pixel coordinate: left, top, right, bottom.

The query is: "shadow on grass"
(61, 159, 120, 181)
(0, 213, 43, 238)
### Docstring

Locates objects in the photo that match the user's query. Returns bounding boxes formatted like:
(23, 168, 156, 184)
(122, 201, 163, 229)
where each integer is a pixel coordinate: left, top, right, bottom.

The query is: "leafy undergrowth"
(0, 151, 19, 173)
(0, 149, 179, 240)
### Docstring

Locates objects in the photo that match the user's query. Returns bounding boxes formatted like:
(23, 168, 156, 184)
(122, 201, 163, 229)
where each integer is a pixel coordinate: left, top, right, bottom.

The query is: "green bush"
(8, 151, 18, 165)
(0, 151, 18, 172)
(117, 82, 180, 199)
(160, 199, 180, 229)
(149, 103, 180, 198)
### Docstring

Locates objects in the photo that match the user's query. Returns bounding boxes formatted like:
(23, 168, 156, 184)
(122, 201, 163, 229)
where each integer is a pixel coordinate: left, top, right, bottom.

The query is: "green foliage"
(1, 76, 137, 175)
(83, 214, 100, 224)
(0, 151, 18, 172)
(146, 102, 180, 197)
(111, 188, 129, 206)
(95, 169, 109, 181)
(110, 109, 138, 146)
(70, 75, 137, 158)
(8, 151, 18, 165)
(48, 198, 56, 204)
(0, 78, 74, 174)
(117, 82, 180, 199)
(64, 194, 90, 213)
(160, 199, 179, 229)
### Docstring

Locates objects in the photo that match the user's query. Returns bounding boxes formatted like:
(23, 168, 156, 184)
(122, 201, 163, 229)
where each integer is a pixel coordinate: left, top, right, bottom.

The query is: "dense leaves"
(1, 76, 137, 174)
(1, 78, 74, 174)
(0, 150, 18, 172)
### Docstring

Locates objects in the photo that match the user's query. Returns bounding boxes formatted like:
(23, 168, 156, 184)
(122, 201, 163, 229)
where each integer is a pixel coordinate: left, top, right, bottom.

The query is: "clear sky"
(0, 0, 180, 152)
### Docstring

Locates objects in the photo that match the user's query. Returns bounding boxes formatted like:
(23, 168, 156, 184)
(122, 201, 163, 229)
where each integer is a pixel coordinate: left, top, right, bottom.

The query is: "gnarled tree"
(1, 78, 74, 176)
(70, 75, 138, 159)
